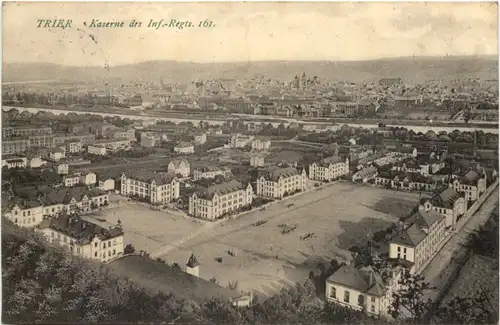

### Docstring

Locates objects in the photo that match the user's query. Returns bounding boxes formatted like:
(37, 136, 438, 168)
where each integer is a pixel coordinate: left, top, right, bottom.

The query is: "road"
(421, 187, 499, 301)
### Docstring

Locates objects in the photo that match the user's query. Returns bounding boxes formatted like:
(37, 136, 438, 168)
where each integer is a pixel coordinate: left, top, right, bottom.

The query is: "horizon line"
(3, 54, 497, 69)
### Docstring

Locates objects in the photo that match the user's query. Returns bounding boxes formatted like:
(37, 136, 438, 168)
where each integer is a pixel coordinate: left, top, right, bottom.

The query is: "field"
(90, 184, 421, 296)
(113, 182, 419, 296)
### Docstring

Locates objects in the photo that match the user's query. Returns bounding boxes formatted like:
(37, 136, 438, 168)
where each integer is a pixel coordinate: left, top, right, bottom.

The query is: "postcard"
(2, 2, 499, 325)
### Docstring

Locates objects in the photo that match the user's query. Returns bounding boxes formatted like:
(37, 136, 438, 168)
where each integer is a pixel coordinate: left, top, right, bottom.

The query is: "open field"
(142, 182, 421, 296)
(83, 195, 205, 253)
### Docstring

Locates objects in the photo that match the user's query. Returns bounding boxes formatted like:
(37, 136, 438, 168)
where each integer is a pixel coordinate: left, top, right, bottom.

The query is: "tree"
(389, 271, 433, 321)
(124, 244, 135, 254)
(439, 286, 497, 324)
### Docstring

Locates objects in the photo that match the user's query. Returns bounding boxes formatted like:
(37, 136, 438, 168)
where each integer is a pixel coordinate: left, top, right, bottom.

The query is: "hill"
(3, 56, 498, 84)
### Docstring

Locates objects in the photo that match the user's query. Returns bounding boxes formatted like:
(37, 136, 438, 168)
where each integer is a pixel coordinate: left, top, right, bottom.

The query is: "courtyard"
(98, 182, 421, 296)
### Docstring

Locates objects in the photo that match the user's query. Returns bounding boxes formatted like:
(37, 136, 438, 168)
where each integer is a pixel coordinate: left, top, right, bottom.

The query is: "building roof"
(124, 170, 176, 185)
(314, 155, 345, 167)
(196, 165, 222, 173)
(186, 253, 199, 268)
(38, 214, 123, 244)
(33, 187, 106, 206)
(430, 187, 462, 209)
(391, 223, 427, 247)
(168, 158, 190, 168)
(409, 209, 445, 229)
(259, 167, 300, 182)
(326, 264, 387, 297)
(194, 179, 247, 200)
(460, 170, 482, 185)
(356, 166, 378, 178)
(5, 197, 42, 211)
(108, 255, 246, 304)
(176, 141, 194, 148)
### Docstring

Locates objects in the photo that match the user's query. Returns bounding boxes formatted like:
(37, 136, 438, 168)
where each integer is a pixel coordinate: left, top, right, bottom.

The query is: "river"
(3, 105, 498, 134)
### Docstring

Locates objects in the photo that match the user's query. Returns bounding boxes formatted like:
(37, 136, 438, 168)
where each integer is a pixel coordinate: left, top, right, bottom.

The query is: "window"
(330, 287, 336, 299)
(358, 294, 364, 306)
(403, 248, 407, 254)
(95, 242, 98, 247)
(371, 296, 376, 303)
(344, 290, 350, 303)
(94, 252, 98, 257)
(371, 305, 375, 313)
(397, 246, 401, 252)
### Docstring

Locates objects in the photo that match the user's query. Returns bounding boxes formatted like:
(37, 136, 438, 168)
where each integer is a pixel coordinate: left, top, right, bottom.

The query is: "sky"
(2, 2, 498, 66)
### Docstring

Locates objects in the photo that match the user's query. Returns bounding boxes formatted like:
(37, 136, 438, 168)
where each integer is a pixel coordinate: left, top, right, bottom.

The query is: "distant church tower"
(186, 253, 199, 278)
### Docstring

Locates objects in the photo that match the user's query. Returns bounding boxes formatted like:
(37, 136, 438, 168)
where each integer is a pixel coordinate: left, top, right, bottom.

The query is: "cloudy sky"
(3, 2, 498, 66)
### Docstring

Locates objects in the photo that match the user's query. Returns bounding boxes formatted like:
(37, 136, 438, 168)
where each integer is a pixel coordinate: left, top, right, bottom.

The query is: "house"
(193, 132, 207, 145)
(389, 147, 417, 158)
(87, 144, 107, 156)
(80, 172, 97, 186)
(450, 169, 487, 202)
(98, 177, 116, 192)
(250, 154, 265, 167)
(225, 134, 255, 148)
(256, 167, 307, 199)
(36, 214, 124, 263)
(28, 156, 44, 168)
(35, 187, 109, 216)
(57, 163, 69, 175)
(108, 254, 252, 306)
(326, 264, 402, 317)
(188, 180, 253, 220)
(352, 166, 378, 183)
(375, 171, 438, 192)
(140, 132, 160, 148)
(167, 158, 191, 178)
(174, 142, 195, 154)
(63, 173, 81, 187)
(88, 138, 131, 152)
(389, 209, 447, 274)
(251, 138, 271, 151)
(120, 170, 179, 204)
(421, 187, 467, 229)
(2, 138, 30, 155)
(49, 147, 66, 161)
(65, 140, 84, 153)
(2, 155, 28, 169)
(4, 198, 44, 227)
(193, 166, 232, 181)
(309, 156, 350, 182)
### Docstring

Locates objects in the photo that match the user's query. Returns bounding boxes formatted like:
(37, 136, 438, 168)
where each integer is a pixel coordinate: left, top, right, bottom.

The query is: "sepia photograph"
(1, 2, 499, 324)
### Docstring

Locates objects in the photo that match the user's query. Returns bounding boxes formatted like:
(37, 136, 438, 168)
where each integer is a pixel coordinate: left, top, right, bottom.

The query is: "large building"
(2, 155, 28, 169)
(450, 169, 487, 202)
(120, 170, 180, 204)
(4, 187, 110, 227)
(28, 134, 56, 148)
(326, 264, 402, 317)
(2, 138, 30, 155)
(309, 156, 350, 181)
(256, 167, 307, 199)
(188, 180, 253, 220)
(36, 214, 124, 263)
(389, 209, 447, 274)
(420, 187, 466, 230)
(2, 126, 52, 138)
(251, 138, 271, 151)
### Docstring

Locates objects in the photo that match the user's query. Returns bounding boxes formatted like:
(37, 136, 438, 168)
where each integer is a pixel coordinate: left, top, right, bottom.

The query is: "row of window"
(330, 287, 376, 312)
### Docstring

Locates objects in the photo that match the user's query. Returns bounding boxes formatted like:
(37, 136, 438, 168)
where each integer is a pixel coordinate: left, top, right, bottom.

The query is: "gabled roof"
(356, 166, 378, 178)
(391, 223, 427, 247)
(37, 187, 107, 206)
(176, 141, 194, 148)
(37, 214, 123, 244)
(194, 180, 247, 200)
(326, 264, 387, 297)
(124, 170, 176, 185)
(186, 253, 199, 268)
(431, 187, 461, 209)
(259, 167, 300, 182)
(168, 158, 190, 168)
(313, 155, 345, 167)
(460, 170, 482, 185)
(408, 209, 445, 229)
